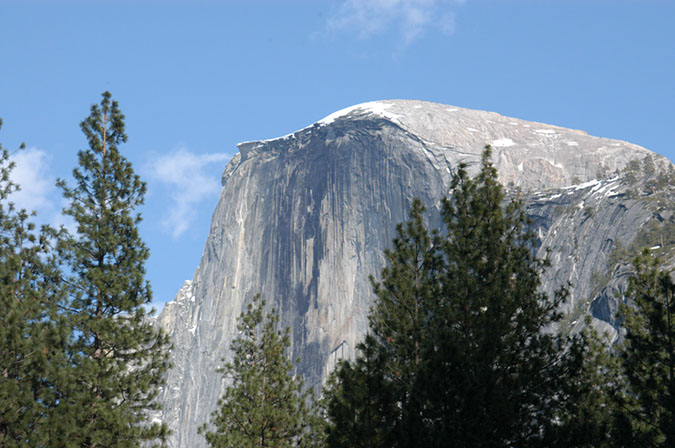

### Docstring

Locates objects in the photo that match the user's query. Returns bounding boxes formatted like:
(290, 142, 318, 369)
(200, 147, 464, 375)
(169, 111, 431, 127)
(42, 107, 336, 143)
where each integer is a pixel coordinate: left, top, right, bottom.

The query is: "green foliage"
(654, 165, 675, 191)
(200, 295, 317, 448)
(56, 92, 170, 447)
(425, 147, 574, 447)
(596, 164, 609, 179)
(642, 155, 656, 179)
(327, 147, 605, 448)
(545, 320, 619, 448)
(323, 335, 398, 448)
(608, 240, 630, 271)
(325, 198, 440, 448)
(607, 217, 675, 272)
(623, 159, 641, 185)
(632, 219, 675, 258)
(0, 121, 72, 446)
(614, 251, 675, 447)
(591, 269, 611, 296)
(621, 155, 674, 193)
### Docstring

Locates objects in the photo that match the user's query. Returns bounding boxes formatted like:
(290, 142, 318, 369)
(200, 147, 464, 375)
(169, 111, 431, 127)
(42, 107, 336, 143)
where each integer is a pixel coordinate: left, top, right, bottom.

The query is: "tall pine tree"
(0, 120, 72, 447)
(200, 295, 316, 448)
(325, 199, 440, 448)
(57, 92, 170, 447)
(423, 147, 571, 447)
(327, 147, 601, 448)
(614, 250, 674, 447)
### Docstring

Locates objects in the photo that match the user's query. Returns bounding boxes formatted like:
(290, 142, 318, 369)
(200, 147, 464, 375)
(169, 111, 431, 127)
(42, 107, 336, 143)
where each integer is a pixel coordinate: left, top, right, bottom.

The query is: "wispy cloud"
(147, 149, 230, 239)
(327, 0, 464, 45)
(6, 148, 75, 234)
(8, 147, 56, 215)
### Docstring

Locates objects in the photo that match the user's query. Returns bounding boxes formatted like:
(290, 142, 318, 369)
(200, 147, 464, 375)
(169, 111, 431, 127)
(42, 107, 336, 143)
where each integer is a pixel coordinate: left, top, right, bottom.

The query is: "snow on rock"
(492, 138, 516, 148)
(318, 101, 402, 126)
(239, 101, 405, 147)
(562, 179, 602, 191)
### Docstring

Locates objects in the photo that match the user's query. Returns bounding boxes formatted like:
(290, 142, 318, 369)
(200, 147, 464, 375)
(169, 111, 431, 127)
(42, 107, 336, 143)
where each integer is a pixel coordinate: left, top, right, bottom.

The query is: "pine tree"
(422, 147, 572, 447)
(56, 92, 170, 447)
(200, 295, 316, 448)
(324, 199, 440, 448)
(327, 147, 602, 448)
(614, 250, 674, 447)
(0, 120, 71, 446)
(323, 334, 398, 448)
(544, 321, 618, 448)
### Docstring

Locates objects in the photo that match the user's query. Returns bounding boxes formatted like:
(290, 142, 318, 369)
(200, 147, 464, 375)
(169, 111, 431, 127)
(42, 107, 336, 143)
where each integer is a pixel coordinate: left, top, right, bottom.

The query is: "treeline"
(201, 149, 674, 447)
(0, 93, 170, 447)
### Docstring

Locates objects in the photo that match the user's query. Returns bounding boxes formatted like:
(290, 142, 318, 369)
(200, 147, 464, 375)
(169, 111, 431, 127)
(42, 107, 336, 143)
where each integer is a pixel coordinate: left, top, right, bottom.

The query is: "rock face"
(156, 100, 674, 448)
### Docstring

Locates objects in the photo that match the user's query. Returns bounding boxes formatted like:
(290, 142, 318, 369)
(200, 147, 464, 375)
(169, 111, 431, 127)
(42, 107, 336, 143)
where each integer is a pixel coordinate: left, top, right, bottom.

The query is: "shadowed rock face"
(155, 100, 674, 448)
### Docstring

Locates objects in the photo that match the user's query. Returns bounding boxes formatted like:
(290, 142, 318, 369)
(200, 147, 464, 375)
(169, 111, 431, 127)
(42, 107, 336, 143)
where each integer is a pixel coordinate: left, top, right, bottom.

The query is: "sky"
(1, 0, 673, 310)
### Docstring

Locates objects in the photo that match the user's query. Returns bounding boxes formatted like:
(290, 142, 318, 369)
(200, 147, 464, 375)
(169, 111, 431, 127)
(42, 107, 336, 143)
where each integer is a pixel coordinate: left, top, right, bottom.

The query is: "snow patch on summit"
(239, 101, 402, 147)
(318, 101, 402, 126)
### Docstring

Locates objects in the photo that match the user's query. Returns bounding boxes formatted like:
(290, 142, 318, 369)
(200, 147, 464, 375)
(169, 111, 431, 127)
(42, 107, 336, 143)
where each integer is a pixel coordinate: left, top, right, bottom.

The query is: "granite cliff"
(155, 100, 674, 448)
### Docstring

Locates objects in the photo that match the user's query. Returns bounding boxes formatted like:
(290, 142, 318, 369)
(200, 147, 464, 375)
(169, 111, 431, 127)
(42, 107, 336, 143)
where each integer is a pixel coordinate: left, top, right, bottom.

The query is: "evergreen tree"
(423, 147, 571, 447)
(323, 335, 398, 448)
(614, 250, 674, 447)
(56, 92, 170, 447)
(544, 321, 618, 448)
(327, 147, 602, 448)
(200, 296, 316, 448)
(324, 199, 440, 448)
(0, 120, 71, 447)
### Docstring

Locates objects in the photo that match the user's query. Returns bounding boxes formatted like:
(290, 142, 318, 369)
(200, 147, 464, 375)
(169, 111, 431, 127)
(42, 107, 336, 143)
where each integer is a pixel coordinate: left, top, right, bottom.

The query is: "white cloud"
(328, 0, 464, 45)
(51, 202, 78, 235)
(147, 149, 230, 239)
(8, 147, 56, 214)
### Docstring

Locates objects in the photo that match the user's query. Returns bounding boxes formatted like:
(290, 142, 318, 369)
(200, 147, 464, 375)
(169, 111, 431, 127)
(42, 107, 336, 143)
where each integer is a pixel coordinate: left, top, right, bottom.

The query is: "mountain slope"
(156, 100, 674, 448)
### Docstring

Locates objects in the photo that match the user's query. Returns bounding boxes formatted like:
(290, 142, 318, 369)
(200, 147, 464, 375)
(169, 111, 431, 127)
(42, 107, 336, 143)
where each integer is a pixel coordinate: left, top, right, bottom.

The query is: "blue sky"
(1, 0, 673, 310)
